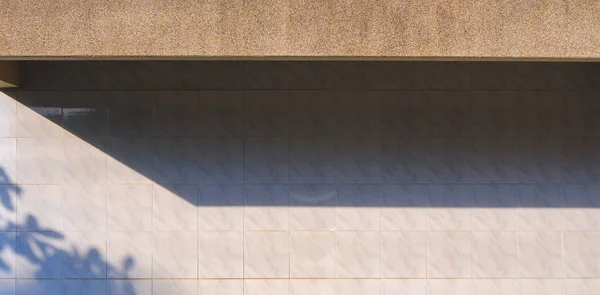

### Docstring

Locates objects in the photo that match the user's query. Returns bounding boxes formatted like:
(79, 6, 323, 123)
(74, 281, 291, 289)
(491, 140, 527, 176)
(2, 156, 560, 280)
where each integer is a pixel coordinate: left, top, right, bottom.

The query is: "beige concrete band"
(1, 0, 599, 59)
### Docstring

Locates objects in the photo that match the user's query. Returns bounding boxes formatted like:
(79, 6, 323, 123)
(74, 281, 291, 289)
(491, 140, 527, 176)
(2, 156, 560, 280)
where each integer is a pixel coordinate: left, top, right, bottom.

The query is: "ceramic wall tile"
(245, 90, 290, 136)
(153, 280, 197, 295)
(107, 138, 153, 184)
(153, 91, 199, 137)
(153, 138, 198, 184)
(290, 185, 335, 230)
(334, 137, 381, 183)
(16, 185, 62, 231)
(472, 232, 517, 278)
(381, 232, 426, 278)
(335, 231, 380, 278)
(380, 91, 419, 136)
(0, 92, 16, 137)
(427, 232, 472, 278)
(381, 185, 428, 230)
(471, 91, 518, 137)
(0, 279, 14, 295)
(108, 280, 152, 295)
(518, 185, 562, 230)
(518, 232, 562, 278)
(246, 62, 291, 89)
(427, 279, 474, 295)
(16, 96, 62, 138)
(61, 231, 107, 279)
(63, 280, 107, 295)
(244, 184, 289, 230)
(381, 279, 426, 295)
(336, 185, 380, 230)
(331, 91, 381, 137)
(60, 92, 108, 138)
(198, 184, 244, 231)
(62, 185, 106, 231)
(290, 91, 338, 137)
(244, 138, 289, 183)
(153, 185, 198, 231)
(62, 279, 107, 295)
(516, 91, 565, 137)
(472, 185, 518, 230)
(0, 139, 16, 186)
(197, 138, 244, 184)
(335, 279, 381, 295)
(153, 232, 197, 279)
(107, 232, 152, 279)
(472, 280, 518, 295)
(198, 231, 243, 279)
(16, 279, 61, 295)
(380, 138, 412, 183)
(290, 279, 334, 295)
(290, 232, 334, 278)
(16, 231, 60, 279)
(198, 280, 243, 295)
(197, 91, 245, 137)
(244, 232, 289, 278)
(564, 91, 600, 137)
(427, 185, 472, 230)
(564, 279, 600, 295)
(518, 279, 563, 295)
(564, 231, 600, 278)
(470, 62, 519, 90)
(107, 91, 154, 137)
(107, 185, 152, 231)
(0, 185, 16, 231)
(244, 279, 289, 295)
(290, 137, 338, 183)
(472, 137, 521, 183)
(517, 138, 563, 183)
(563, 185, 600, 230)
(16, 138, 61, 184)
(63, 137, 107, 184)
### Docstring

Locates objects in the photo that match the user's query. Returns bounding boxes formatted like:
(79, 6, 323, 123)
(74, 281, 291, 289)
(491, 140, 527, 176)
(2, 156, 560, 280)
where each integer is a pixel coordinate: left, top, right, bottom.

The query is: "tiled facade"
(0, 61, 599, 294)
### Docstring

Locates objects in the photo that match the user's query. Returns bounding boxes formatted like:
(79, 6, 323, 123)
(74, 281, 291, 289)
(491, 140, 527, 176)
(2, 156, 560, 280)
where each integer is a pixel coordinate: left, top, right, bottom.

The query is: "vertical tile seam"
(470, 185, 474, 283)
(196, 89, 200, 292)
(425, 184, 429, 295)
(13, 94, 18, 289)
(288, 84, 292, 293)
(561, 184, 565, 285)
(60, 103, 65, 280)
(517, 181, 520, 293)
(242, 63, 247, 293)
(151, 90, 156, 294)
(105, 92, 109, 284)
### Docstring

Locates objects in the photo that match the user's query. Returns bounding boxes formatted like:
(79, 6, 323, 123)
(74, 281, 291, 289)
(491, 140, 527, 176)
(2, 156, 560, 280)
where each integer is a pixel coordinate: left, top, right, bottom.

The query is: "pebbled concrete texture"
(1, 0, 599, 59)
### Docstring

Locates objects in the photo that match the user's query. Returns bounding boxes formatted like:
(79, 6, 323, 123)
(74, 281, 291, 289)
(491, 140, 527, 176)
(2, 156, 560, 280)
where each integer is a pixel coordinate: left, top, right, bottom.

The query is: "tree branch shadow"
(0, 167, 139, 295)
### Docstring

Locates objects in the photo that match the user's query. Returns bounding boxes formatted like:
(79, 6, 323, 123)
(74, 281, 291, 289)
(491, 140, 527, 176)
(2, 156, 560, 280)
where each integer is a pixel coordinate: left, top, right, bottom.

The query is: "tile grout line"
(196, 89, 200, 294)
(242, 65, 247, 295)
(14, 95, 18, 291)
(517, 182, 520, 293)
(379, 185, 383, 295)
(150, 91, 156, 295)
(561, 185, 565, 285)
(105, 99, 109, 287)
(60, 104, 65, 281)
(288, 85, 292, 294)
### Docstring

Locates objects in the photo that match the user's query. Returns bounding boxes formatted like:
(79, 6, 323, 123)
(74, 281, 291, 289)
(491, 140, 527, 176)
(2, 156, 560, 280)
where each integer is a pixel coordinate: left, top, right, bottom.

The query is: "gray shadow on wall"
(0, 168, 138, 295)
(3, 60, 600, 210)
